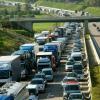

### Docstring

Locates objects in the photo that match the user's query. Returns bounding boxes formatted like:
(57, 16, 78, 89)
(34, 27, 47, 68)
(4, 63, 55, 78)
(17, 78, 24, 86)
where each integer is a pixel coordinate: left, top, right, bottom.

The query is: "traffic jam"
(0, 22, 91, 100)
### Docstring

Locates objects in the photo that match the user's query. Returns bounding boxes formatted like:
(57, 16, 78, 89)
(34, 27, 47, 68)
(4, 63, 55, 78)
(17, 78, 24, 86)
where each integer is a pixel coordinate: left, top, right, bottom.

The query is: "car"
(73, 62, 83, 70)
(63, 83, 81, 100)
(30, 78, 46, 92)
(68, 58, 75, 64)
(42, 68, 53, 81)
(61, 76, 78, 86)
(34, 72, 47, 85)
(65, 61, 74, 72)
(68, 93, 84, 100)
(70, 52, 83, 62)
(73, 70, 84, 80)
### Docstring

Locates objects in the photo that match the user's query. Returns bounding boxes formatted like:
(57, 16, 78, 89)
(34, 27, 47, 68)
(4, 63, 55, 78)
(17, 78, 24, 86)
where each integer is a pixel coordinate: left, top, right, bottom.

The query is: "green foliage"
(36, 0, 84, 10)
(90, 66, 100, 100)
(0, 29, 33, 55)
(33, 23, 63, 32)
(85, 7, 100, 16)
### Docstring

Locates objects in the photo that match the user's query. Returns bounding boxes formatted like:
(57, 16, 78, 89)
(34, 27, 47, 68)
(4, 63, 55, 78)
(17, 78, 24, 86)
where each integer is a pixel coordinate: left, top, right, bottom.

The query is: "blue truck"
(0, 95, 14, 100)
(19, 43, 39, 71)
(43, 43, 60, 67)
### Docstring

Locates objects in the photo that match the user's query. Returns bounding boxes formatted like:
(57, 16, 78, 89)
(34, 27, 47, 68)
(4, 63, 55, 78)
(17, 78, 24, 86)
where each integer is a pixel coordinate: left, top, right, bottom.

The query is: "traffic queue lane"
(15, 23, 91, 100)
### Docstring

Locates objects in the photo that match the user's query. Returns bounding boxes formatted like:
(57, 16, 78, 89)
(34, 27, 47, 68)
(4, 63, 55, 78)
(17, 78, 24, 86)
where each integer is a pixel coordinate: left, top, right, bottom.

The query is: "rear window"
(43, 70, 52, 75)
(31, 80, 43, 84)
(65, 85, 79, 91)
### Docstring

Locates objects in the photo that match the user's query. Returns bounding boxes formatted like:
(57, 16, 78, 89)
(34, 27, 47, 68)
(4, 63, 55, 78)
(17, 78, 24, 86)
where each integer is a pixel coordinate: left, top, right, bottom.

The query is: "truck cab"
(26, 84, 38, 100)
(36, 52, 56, 71)
(11, 50, 32, 79)
(20, 43, 39, 70)
(0, 56, 21, 83)
(37, 57, 51, 71)
(43, 43, 60, 67)
(20, 43, 39, 59)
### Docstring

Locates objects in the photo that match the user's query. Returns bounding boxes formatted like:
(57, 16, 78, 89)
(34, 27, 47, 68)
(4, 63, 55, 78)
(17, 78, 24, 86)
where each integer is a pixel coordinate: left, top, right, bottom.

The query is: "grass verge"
(90, 66, 100, 100)
(0, 29, 33, 55)
(33, 23, 63, 32)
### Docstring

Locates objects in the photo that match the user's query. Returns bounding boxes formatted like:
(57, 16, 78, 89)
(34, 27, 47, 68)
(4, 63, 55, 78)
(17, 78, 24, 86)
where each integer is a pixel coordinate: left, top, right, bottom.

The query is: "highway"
(88, 23, 100, 57)
(15, 29, 91, 100)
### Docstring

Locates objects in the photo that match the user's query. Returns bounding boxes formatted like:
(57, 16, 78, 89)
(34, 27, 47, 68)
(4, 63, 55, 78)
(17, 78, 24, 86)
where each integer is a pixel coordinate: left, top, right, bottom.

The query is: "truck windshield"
(0, 63, 11, 79)
(38, 65, 50, 71)
(0, 70, 10, 79)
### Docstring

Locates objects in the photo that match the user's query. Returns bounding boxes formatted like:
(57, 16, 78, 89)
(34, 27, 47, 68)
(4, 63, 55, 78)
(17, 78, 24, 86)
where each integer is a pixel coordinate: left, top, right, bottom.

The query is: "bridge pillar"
(84, 20, 89, 34)
(17, 21, 34, 36)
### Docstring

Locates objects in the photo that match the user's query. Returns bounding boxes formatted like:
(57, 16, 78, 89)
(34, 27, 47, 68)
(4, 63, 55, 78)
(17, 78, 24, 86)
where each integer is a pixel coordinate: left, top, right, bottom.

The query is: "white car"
(30, 78, 45, 92)
(42, 68, 53, 81)
(65, 61, 74, 72)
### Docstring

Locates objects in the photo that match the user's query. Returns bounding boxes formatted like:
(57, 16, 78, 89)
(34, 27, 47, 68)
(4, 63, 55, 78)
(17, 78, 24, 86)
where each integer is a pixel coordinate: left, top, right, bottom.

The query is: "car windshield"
(43, 70, 52, 75)
(34, 75, 45, 79)
(31, 80, 43, 84)
(65, 85, 79, 91)
(74, 70, 83, 74)
(70, 94, 82, 99)
(63, 78, 76, 82)
(73, 65, 82, 70)
(67, 73, 77, 77)
(67, 61, 74, 65)
(73, 56, 82, 61)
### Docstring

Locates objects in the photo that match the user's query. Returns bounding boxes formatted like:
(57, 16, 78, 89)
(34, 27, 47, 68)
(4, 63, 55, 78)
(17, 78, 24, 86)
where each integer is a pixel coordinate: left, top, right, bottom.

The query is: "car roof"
(37, 36, 48, 39)
(70, 92, 82, 95)
(36, 52, 52, 56)
(42, 68, 52, 71)
(21, 43, 37, 46)
(26, 84, 37, 89)
(0, 55, 19, 62)
(32, 78, 43, 81)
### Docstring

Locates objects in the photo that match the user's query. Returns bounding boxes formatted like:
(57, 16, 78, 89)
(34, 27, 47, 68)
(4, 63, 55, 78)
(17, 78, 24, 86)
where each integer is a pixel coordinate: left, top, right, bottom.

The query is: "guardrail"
(83, 31, 92, 100)
(89, 35, 100, 65)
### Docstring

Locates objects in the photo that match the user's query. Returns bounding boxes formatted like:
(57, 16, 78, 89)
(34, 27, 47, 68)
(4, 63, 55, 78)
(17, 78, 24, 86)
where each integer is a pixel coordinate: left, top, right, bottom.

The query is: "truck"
(43, 43, 60, 67)
(36, 52, 56, 71)
(51, 41, 62, 57)
(19, 43, 39, 70)
(0, 56, 21, 83)
(11, 50, 33, 79)
(0, 82, 26, 98)
(20, 43, 39, 59)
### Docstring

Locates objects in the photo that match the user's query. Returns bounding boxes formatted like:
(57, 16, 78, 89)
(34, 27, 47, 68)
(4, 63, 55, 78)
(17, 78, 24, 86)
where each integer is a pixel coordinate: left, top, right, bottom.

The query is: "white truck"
(0, 55, 21, 83)
(36, 52, 56, 71)
(0, 82, 26, 97)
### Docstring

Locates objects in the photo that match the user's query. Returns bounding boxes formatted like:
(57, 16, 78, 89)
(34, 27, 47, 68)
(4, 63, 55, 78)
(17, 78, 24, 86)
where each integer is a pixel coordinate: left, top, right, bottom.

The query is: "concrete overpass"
(1, 16, 100, 34)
